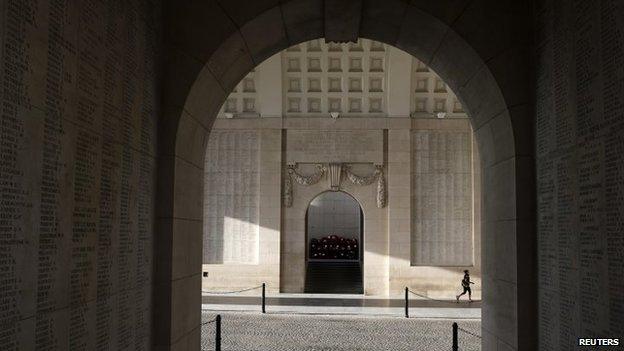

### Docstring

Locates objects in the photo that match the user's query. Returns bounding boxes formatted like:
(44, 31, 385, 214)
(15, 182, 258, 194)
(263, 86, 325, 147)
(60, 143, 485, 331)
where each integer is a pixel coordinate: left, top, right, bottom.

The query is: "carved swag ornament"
(282, 163, 325, 207)
(282, 163, 386, 208)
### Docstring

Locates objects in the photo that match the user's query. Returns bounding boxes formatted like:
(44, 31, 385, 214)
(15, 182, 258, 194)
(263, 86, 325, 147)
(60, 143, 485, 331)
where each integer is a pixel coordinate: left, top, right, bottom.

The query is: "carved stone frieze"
(289, 163, 326, 185)
(283, 164, 326, 207)
(283, 172, 293, 207)
(344, 165, 377, 186)
(344, 164, 386, 208)
(375, 165, 386, 208)
(283, 163, 386, 208)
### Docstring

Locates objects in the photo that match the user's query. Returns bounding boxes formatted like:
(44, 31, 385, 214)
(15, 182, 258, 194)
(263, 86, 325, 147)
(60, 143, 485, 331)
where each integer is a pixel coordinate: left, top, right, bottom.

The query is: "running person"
(456, 270, 474, 302)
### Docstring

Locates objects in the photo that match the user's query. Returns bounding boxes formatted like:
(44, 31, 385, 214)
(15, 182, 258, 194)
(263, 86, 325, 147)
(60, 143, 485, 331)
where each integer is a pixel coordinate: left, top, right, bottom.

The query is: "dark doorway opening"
(304, 191, 363, 294)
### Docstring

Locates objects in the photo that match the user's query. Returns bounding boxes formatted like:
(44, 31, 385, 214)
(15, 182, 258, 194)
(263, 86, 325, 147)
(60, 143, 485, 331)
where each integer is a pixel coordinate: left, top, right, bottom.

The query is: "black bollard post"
(404, 287, 409, 318)
(215, 315, 222, 351)
(262, 283, 266, 314)
(452, 322, 458, 351)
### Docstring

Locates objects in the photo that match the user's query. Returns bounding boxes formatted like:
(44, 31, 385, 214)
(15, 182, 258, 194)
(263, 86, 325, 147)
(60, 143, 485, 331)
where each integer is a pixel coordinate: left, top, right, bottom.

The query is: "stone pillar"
(387, 47, 412, 118)
(387, 128, 412, 295)
(258, 129, 283, 291)
(256, 53, 283, 118)
(360, 176, 390, 296)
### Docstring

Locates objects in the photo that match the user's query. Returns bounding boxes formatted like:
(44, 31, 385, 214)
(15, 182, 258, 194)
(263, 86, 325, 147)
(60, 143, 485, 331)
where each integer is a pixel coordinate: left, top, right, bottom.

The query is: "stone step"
(305, 261, 363, 294)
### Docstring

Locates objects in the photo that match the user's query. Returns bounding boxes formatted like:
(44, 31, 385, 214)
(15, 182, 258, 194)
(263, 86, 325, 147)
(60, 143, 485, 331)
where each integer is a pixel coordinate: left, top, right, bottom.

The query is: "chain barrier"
(203, 283, 267, 314)
(452, 322, 481, 351)
(408, 289, 458, 304)
(201, 314, 222, 351)
(202, 284, 263, 295)
(457, 325, 481, 339)
(404, 287, 462, 318)
(202, 317, 218, 325)
(200, 310, 481, 350)
(202, 285, 480, 350)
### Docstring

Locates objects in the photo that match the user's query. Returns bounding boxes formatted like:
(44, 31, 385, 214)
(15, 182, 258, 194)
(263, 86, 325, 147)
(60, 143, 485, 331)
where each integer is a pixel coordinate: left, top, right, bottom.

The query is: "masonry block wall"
(535, 0, 624, 348)
(0, 1, 161, 349)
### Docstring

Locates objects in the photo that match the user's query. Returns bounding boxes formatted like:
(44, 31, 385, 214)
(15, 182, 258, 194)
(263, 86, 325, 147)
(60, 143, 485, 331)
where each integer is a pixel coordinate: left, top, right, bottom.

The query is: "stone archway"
(155, 1, 534, 350)
(305, 190, 364, 265)
(304, 190, 364, 294)
(284, 172, 386, 295)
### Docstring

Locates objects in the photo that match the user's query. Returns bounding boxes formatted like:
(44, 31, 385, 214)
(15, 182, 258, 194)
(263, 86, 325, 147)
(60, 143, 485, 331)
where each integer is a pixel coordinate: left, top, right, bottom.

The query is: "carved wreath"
(282, 164, 325, 207)
(344, 165, 386, 208)
(289, 164, 325, 185)
(283, 163, 386, 208)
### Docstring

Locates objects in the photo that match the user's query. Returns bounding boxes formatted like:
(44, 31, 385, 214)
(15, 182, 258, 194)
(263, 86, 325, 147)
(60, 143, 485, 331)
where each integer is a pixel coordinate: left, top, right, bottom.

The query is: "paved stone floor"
(201, 312, 481, 351)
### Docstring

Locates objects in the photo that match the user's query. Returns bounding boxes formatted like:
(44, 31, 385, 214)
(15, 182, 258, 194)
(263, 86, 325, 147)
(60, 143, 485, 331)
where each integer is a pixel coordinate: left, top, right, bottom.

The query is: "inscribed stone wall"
(286, 130, 383, 164)
(411, 130, 473, 266)
(203, 130, 260, 264)
(535, 0, 624, 348)
(0, 0, 160, 349)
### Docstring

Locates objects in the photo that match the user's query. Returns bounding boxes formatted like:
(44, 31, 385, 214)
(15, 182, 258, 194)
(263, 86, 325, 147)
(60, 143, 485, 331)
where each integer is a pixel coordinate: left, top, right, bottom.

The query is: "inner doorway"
(304, 191, 363, 294)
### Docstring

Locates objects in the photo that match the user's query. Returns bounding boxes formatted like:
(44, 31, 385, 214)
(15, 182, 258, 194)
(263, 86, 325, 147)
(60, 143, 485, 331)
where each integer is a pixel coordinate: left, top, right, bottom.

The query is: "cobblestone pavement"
(201, 312, 481, 351)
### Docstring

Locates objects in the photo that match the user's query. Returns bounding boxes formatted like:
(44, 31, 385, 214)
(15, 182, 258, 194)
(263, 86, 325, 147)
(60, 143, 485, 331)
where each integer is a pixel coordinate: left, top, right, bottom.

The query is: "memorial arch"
(199, 39, 481, 298)
(158, 1, 535, 350)
(4, 1, 624, 350)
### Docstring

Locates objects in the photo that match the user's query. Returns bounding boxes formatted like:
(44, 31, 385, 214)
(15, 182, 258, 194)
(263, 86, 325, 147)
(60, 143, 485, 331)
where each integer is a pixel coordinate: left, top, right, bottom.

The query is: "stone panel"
(0, 1, 160, 349)
(324, 0, 362, 42)
(535, 0, 624, 348)
(280, 0, 324, 44)
(359, 0, 408, 45)
(286, 130, 383, 164)
(203, 130, 260, 264)
(411, 129, 473, 266)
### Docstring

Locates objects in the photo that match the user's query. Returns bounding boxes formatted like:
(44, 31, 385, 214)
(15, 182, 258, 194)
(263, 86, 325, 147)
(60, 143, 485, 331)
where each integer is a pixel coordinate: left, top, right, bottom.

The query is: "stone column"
(256, 53, 283, 118)
(387, 128, 412, 295)
(386, 47, 412, 118)
(258, 129, 283, 292)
